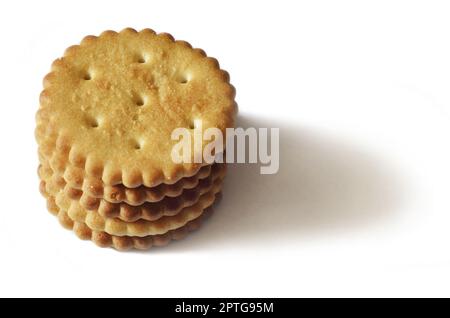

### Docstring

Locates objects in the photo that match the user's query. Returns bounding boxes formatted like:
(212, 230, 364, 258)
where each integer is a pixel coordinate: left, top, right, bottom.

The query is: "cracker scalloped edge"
(39, 162, 226, 222)
(38, 157, 216, 204)
(41, 181, 216, 251)
(77, 164, 226, 222)
(61, 179, 222, 236)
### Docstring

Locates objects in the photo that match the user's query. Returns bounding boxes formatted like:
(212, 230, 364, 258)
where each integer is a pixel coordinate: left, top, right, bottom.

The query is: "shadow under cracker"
(141, 113, 409, 253)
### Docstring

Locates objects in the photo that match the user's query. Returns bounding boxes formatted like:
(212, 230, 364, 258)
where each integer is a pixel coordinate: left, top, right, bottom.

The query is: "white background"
(1, 0, 450, 297)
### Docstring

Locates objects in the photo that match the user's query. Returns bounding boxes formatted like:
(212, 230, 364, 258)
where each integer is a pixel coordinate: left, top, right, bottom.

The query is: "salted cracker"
(39, 165, 222, 237)
(36, 28, 237, 188)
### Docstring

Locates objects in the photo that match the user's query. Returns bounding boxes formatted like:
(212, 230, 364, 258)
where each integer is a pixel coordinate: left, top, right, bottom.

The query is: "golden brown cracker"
(39, 166, 223, 237)
(36, 28, 237, 188)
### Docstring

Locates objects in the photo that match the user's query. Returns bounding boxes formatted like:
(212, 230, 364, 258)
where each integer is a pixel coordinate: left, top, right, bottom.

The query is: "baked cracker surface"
(36, 28, 237, 187)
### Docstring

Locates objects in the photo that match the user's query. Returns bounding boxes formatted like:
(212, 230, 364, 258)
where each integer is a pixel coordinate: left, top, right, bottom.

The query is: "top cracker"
(36, 28, 236, 187)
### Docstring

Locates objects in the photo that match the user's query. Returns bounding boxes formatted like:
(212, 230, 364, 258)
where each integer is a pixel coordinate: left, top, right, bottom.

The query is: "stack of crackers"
(35, 28, 237, 250)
